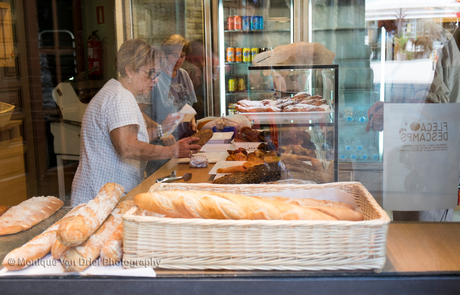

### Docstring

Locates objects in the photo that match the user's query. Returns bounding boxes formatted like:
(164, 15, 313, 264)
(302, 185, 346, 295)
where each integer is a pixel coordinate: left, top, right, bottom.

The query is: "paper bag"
(383, 103, 460, 211)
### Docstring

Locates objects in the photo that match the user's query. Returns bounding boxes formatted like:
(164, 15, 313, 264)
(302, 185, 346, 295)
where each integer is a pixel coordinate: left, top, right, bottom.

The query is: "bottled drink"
(338, 147, 348, 161)
(242, 16, 251, 31)
(226, 47, 235, 62)
(243, 48, 251, 62)
(339, 136, 352, 151)
(235, 48, 243, 62)
(258, 16, 264, 30)
(353, 110, 367, 124)
(227, 16, 234, 30)
(358, 149, 369, 161)
(343, 110, 354, 122)
(368, 146, 379, 161)
(351, 137, 363, 151)
(349, 149, 358, 161)
(250, 15, 259, 30)
(228, 77, 236, 92)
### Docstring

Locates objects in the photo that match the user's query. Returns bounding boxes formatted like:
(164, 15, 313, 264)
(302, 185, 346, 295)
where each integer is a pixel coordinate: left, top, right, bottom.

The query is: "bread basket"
(0, 102, 15, 127)
(122, 182, 390, 271)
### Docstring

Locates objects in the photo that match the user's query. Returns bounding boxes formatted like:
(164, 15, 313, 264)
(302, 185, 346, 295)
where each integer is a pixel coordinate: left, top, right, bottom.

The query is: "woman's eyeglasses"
(140, 68, 161, 80)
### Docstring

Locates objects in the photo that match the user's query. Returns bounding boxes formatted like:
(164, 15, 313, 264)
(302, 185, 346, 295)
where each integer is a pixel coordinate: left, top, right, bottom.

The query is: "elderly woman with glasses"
(137, 34, 201, 176)
(70, 39, 200, 206)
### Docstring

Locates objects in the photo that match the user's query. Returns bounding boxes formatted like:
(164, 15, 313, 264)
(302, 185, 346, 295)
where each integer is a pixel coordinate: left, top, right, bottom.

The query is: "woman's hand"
(189, 117, 197, 132)
(161, 134, 176, 146)
(173, 136, 201, 158)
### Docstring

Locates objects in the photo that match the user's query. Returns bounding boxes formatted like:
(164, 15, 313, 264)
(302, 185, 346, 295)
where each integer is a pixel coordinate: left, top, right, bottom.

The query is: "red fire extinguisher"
(87, 31, 103, 80)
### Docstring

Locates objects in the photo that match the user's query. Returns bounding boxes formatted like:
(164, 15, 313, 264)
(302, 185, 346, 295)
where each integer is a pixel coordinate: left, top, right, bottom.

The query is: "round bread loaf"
(191, 129, 213, 146)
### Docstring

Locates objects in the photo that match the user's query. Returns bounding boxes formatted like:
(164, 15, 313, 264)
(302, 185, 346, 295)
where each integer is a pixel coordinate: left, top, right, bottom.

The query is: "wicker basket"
(123, 182, 390, 271)
(0, 102, 15, 127)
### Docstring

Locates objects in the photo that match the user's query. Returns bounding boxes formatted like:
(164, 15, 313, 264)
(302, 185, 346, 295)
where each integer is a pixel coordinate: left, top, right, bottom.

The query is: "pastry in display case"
(213, 65, 338, 185)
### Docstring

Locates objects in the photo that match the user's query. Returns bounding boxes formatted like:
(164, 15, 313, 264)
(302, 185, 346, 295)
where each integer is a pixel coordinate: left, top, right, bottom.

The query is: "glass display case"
(235, 64, 339, 182)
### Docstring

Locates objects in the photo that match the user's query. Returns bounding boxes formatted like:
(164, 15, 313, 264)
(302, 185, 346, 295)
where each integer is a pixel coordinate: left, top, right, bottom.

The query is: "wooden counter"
(2, 160, 460, 294)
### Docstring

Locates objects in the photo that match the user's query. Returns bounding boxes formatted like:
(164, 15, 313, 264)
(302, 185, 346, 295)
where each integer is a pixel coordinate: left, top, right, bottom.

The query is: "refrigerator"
(212, 0, 295, 117)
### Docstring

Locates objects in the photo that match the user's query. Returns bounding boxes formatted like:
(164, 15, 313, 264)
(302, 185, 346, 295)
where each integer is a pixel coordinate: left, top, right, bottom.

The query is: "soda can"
(237, 76, 246, 92)
(226, 47, 235, 62)
(250, 15, 259, 30)
(242, 48, 251, 62)
(235, 48, 243, 62)
(228, 77, 236, 92)
(251, 47, 259, 60)
(234, 15, 242, 30)
(258, 16, 264, 30)
(242, 16, 250, 31)
(227, 16, 234, 31)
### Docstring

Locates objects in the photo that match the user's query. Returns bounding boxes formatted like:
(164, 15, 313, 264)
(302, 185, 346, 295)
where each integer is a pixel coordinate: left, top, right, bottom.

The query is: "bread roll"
(57, 183, 124, 247)
(0, 205, 8, 217)
(61, 200, 134, 272)
(0, 196, 64, 236)
(2, 204, 86, 271)
(134, 190, 337, 221)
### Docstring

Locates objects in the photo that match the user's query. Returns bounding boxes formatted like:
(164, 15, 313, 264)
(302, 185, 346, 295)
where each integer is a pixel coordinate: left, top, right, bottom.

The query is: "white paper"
(209, 161, 246, 175)
(178, 104, 197, 122)
(200, 143, 234, 152)
(383, 103, 460, 211)
(178, 152, 228, 164)
(0, 254, 156, 277)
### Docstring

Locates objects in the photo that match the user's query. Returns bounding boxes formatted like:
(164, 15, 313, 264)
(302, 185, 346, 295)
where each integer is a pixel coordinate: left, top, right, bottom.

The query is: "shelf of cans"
(226, 47, 269, 63)
(227, 15, 264, 31)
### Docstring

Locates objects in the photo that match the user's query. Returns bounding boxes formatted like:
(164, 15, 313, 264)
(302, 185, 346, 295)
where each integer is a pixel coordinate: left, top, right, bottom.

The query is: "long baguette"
(61, 200, 134, 272)
(2, 204, 86, 271)
(0, 197, 64, 236)
(57, 183, 124, 247)
(134, 190, 337, 221)
(100, 204, 142, 266)
(51, 199, 134, 260)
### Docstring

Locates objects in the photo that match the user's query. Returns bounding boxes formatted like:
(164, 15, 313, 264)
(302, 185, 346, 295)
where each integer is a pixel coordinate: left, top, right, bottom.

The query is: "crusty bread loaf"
(100, 223, 123, 266)
(61, 200, 134, 272)
(51, 239, 68, 260)
(0, 196, 64, 236)
(99, 201, 136, 266)
(0, 205, 8, 217)
(2, 204, 86, 271)
(267, 196, 363, 221)
(61, 215, 119, 272)
(57, 183, 124, 247)
(134, 190, 337, 221)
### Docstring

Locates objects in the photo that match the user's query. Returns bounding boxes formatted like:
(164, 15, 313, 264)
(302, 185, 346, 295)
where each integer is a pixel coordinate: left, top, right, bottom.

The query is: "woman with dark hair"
(71, 39, 200, 206)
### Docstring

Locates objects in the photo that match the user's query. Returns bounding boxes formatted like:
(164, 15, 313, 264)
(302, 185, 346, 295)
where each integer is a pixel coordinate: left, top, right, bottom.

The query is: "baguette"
(51, 199, 134, 260)
(61, 200, 134, 272)
(2, 204, 86, 271)
(266, 196, 363, 221)
(100, 201, 138, 266)
(0, 205, 8, 217)
(57, 183, 124, 247)
(134, 190, 337, 221)
(0, 196, 64, 236)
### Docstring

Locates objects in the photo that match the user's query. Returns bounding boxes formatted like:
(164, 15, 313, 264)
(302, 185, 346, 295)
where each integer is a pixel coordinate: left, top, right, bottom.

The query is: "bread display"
(0, 205, 8, 217)
(233, 127, 262, 142)
(2, 203, 86, 271)
(236, 93, 329, 113)
(191, 129, 213, 146)
(135, 190, 340, 221)
(61, 199, 135, 272)
(0, 196, 64, 236)
(57, 183, 124, 247)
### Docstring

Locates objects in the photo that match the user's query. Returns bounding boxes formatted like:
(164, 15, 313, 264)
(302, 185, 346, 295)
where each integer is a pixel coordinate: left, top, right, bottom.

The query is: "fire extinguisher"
(87, 31, 103, 80)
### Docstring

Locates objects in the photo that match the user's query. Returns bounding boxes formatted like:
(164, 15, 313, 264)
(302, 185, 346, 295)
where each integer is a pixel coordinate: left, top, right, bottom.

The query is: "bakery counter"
(2, 161, 460, 294)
